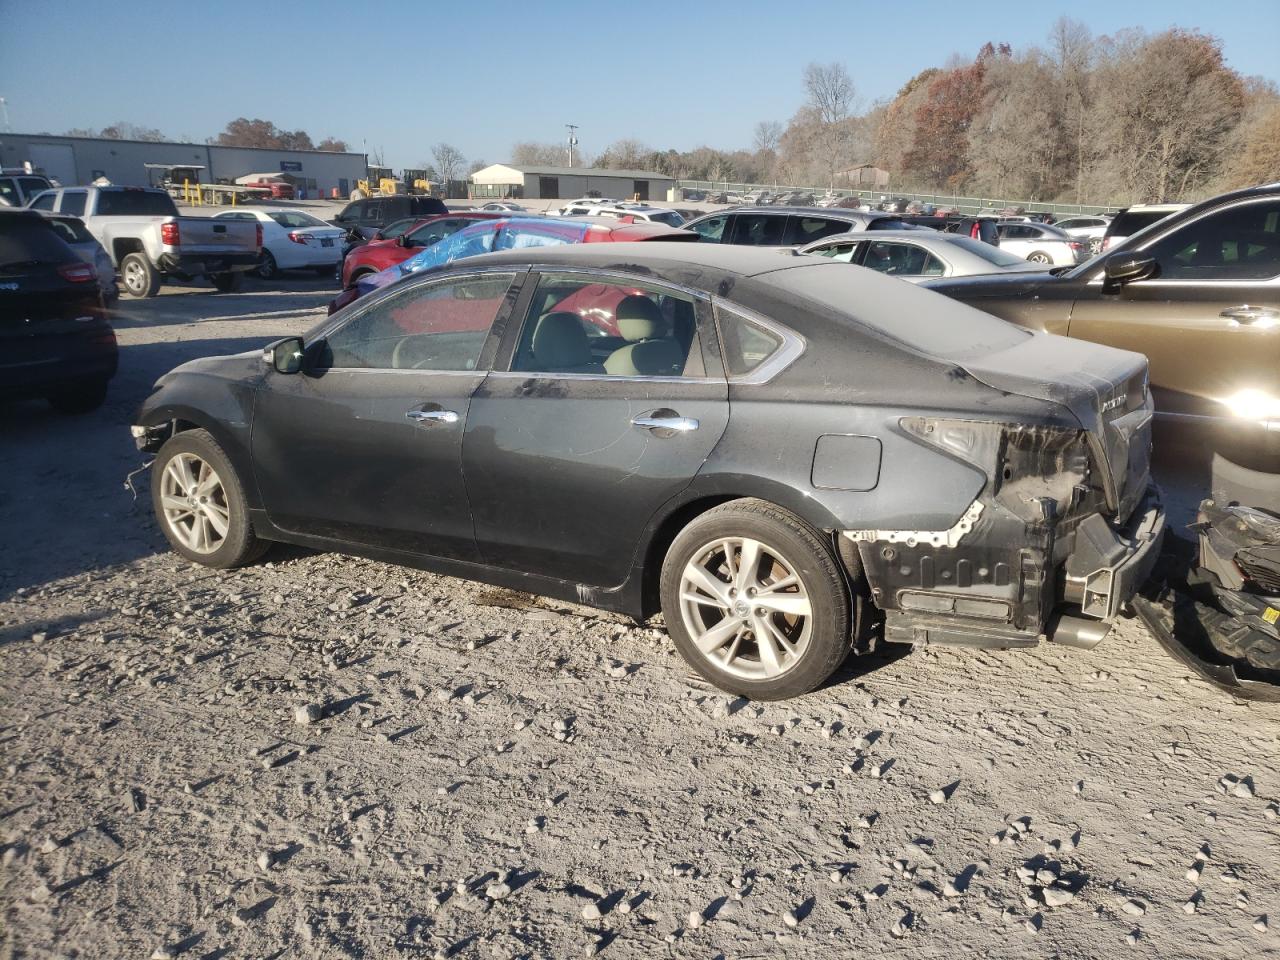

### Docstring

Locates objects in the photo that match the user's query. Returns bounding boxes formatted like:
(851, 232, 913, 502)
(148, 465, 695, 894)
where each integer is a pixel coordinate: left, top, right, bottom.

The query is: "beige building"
(469, 163, 674, 202)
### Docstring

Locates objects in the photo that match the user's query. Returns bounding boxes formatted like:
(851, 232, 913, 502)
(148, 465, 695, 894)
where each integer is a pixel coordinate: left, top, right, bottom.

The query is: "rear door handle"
(632, 413, 699, 433)
(1220, 305, 1279, 325)
(406, 408, 459, 425)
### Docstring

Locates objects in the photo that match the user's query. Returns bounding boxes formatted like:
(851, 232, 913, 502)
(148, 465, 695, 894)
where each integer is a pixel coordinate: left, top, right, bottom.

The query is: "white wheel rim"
(678, 537, 813, 680)
(124, 260, 146, 292)
(159, 452, 230, 555)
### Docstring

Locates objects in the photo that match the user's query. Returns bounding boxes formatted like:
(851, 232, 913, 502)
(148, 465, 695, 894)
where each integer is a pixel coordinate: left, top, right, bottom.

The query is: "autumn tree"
(216, 118, 314, 150)
(316, 137, 350, 152)
(65, 121, 167, 141)
(902, 46, 999, 189)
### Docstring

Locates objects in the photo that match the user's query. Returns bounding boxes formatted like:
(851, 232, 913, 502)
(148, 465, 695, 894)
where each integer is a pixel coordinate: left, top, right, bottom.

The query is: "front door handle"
(1220, 305, 1279, 325)
(406, 408, 459, 425)
(632, 412, 699, 434)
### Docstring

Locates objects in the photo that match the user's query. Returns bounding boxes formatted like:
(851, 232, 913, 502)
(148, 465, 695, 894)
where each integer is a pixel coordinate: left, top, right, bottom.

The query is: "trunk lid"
(960, 333, 1153, 520)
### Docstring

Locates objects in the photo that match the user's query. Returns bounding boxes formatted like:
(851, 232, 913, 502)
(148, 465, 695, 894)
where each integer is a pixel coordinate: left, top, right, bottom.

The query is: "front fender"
(133, 376, 260, 509)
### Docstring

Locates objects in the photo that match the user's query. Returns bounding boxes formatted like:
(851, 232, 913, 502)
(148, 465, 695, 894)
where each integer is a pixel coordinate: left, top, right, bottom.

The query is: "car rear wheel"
(47, 380, 108, 414)
(1027, 251, 1053, 264)
(660, 499, 854, 700)
(152, 429, 268, 569)
(349, 268, 374, 287)
(255, 250, 278, 280)
(121, 252, 160, 298)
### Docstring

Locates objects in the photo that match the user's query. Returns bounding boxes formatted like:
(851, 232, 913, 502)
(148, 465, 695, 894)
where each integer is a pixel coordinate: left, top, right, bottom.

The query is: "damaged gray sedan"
(132, 244, 1164, 700)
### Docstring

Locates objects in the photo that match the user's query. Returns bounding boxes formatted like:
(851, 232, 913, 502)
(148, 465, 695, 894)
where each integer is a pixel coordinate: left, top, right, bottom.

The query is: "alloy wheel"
(123, 259, 146, 294)
(158, 452, 230, 555)
(678, 537, 813, 680)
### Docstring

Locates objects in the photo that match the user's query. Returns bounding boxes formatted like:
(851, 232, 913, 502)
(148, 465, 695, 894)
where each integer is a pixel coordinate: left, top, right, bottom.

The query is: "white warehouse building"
(0, 132, 368, 199)
(469, 163, 675, 202)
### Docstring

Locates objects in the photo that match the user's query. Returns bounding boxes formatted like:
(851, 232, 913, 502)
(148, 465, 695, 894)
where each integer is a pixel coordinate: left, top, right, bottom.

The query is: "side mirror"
(264, 336, 305, 375)
(1104, 253, 1158, 286)
(397, 234, 413, 248)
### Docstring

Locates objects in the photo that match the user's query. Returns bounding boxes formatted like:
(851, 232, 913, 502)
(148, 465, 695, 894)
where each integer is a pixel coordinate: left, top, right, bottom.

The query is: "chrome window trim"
(485, 370, 710, 385)
(710, 299, 807, 385)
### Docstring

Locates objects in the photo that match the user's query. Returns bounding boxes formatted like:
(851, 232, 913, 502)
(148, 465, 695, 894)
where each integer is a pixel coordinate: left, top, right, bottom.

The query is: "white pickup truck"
(28, 186, 261, 297)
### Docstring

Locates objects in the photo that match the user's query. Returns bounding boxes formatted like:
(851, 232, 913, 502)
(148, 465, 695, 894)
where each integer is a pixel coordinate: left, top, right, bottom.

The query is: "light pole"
(566, 124, 578, 168)
(0, 98, 10, 133)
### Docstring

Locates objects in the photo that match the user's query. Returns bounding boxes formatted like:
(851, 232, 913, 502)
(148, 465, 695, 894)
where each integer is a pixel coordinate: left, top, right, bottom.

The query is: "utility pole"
(566, 124, 578, 168)
(0, 98, 10, 133)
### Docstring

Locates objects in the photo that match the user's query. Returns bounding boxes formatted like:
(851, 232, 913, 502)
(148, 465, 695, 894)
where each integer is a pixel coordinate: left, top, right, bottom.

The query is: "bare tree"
(1049, 17, 1094, 203)
(431, 142, 466, 184)
(510, 141, 570, 166)
(753, 120, 782, 154)
(803, 62, 857, 188)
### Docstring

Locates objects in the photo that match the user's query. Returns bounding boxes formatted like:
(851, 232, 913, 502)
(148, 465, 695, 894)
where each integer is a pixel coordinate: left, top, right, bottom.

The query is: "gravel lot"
(1, 278, 1278, 960)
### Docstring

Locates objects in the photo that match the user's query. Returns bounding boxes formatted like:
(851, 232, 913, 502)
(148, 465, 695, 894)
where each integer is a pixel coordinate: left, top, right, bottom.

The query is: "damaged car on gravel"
(132, 244, 1164, 700)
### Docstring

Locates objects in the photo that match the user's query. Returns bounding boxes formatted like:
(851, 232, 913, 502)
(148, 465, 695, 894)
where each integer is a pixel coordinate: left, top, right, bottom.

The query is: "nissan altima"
(132, 244, 1164, 700)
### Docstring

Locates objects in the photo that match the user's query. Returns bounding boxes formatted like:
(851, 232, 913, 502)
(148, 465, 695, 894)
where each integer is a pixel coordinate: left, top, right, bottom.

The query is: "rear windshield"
(866, 218, 909, 230)
(268, 211, 327, 228)
(0, 217, 77, 267)
(765, 261, 1030, 361)
(95, 190, 180, 217)
(1107, 209, 1178, 238)
(946, 235, 1027, 266)
(46, 217, 94, 244)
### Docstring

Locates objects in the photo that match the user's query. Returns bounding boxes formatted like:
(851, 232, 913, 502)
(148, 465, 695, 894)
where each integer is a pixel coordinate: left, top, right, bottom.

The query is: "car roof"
(465, 240, 823, 279)
(803, 229, 959, 245)
(0, 206, 47, 222)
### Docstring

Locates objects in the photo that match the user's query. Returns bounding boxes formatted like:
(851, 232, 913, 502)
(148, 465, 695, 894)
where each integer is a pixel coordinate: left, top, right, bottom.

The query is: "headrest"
(531, 312, 590, 369)
(615, 295, 663, 341)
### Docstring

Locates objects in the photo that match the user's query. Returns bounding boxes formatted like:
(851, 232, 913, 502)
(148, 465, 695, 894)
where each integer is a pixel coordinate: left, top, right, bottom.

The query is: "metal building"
(469, 163, 675, 202)
(0, 133, 368, 199)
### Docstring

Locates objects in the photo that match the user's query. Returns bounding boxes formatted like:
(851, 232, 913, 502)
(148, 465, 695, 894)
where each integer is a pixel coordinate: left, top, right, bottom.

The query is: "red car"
(339, 211, 508, 288)
(327, 216, 696, 314)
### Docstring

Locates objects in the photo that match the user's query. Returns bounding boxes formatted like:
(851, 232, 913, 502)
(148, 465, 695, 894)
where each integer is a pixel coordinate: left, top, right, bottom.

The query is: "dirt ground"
(1, 276, 1278, 960)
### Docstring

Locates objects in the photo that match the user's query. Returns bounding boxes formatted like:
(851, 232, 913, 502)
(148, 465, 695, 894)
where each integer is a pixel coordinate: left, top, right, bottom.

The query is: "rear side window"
(95, 190, 179, 216)
(715, 305, 786, 378)
(865, 218, 908, 231)
(47, 218, 93, 244)
(60, 191, 87, 216)
(1107, 209, 1177, 239)
(731, 214, 787, 246)
(0, 217, 77, 266)
(785, 216, 848, 246)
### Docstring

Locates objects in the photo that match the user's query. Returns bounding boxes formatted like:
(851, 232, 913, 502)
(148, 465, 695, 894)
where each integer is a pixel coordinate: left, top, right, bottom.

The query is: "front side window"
(407, 217, 464, 247)
(731, 214, 787, 246)
(689, 214, 727, 243)
(810, 241, 859, 263)
(320, 273, 515, 371)
(363, 201, 383, 222)
(0, 179, 17, 205)
(1143, 200, 1280, 281)
(511, 274, 703, 378)
(862, 241, 945, 276)
(29, 192, 56, 211)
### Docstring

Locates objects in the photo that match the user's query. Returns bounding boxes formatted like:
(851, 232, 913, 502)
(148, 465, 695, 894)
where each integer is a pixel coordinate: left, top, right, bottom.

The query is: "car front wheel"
(660, 499, 855, 700)
(1027, 251, 1053, 264)
(151, 429, 268, 568)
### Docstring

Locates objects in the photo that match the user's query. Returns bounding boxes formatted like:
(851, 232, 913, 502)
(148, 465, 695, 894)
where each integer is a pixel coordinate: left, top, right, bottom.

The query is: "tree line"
(62, 118, 350, 153)
(510, 20, 1278, 206)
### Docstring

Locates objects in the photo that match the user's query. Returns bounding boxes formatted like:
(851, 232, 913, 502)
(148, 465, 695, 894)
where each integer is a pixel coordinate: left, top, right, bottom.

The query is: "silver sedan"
(798, 229, 1046, 282)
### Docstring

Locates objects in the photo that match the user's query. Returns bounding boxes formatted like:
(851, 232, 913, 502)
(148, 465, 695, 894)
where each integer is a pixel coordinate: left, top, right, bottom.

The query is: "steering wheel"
(390, 335, 433, 370)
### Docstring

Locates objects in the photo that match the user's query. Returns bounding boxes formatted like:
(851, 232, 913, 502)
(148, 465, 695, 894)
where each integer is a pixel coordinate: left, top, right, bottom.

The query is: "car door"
(729, 213, 788, 246)
(688, 213, 730, 243)
(858, 240, 946, 279)
(462, 270, 730, 586)
(251, 269, 525, 561)
(1067, 195, 1280, 421)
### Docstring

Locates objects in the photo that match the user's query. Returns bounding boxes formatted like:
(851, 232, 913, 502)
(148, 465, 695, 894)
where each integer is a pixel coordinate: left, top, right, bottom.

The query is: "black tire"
(1027, 251, 1053, 264)
(660, 498, 855, 700)
(47, 380, 108, 414)
(210, 271, 244, 293)
(348, 268, 374, 288)
(120, 252, 161, 298)
(255, 251, 278, 280)
(151, 428, 269, 569)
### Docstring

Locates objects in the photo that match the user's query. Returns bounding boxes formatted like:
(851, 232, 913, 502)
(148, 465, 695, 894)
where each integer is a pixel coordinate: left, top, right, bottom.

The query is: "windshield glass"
(268, 211, 327, 228)
(46, 217, 94, 244)
(765, 261, 1029, 361)
(0, 218, 77, 267)
(947, 235, 1028, 266)
(647, 211, 685, 227)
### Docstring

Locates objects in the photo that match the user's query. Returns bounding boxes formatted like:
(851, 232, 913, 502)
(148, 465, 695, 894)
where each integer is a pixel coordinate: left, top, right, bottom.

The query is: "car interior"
(512, 278, 701, 378)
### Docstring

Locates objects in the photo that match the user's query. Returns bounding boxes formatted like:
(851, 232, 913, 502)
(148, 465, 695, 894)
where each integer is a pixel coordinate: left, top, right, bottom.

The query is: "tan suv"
(925, 184, 1280, 508)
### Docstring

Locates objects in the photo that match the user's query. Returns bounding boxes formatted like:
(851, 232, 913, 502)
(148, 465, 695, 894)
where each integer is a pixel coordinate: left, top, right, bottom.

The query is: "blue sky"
(2, 0, 1277, 169)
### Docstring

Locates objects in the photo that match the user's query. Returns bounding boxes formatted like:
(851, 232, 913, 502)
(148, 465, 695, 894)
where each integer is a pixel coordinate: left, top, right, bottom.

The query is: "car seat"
(603, 296, 685, 377)
(530, 312, 603, 374)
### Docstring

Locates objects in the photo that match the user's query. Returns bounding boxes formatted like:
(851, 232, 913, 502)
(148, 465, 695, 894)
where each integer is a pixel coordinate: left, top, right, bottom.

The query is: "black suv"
(0, 208, 116, 413)
(331, 195, 449, 242)
(684, 207, 910, 247)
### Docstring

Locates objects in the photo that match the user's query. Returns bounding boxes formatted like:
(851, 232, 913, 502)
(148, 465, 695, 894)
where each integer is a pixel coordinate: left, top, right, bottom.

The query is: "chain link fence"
(674, 180, 1121, 216)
